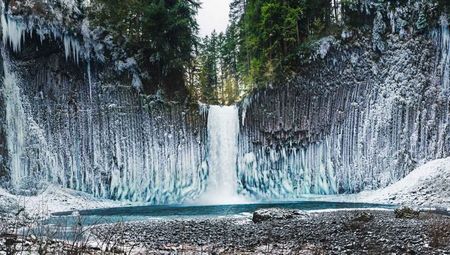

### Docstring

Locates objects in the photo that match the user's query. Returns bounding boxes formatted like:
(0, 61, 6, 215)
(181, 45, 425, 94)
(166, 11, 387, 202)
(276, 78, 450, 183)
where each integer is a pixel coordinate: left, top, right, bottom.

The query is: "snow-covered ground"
(0, 185, 139, 217)
(357, 157, 450, 209)
(302, 157, 450, 209)
(0, 157, 449, 218)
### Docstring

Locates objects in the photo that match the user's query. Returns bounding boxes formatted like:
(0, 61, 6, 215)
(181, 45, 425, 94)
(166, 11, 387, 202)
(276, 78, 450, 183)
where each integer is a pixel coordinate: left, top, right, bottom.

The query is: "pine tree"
(90, 0, 200, 99)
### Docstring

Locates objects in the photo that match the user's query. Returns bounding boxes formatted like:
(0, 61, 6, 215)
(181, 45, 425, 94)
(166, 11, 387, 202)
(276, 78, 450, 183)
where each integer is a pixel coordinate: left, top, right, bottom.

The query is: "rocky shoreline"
(88, 209, 450, 254)
(1, 209, 449, 254)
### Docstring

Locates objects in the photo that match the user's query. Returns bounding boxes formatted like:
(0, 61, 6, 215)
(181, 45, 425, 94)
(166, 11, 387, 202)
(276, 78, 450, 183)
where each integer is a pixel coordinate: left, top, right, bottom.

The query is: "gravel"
(89, 210, 450, 254)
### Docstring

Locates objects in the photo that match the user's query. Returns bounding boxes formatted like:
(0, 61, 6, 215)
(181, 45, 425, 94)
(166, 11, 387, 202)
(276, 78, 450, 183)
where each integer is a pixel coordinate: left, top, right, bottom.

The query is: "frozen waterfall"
(2, 55, 27, 190)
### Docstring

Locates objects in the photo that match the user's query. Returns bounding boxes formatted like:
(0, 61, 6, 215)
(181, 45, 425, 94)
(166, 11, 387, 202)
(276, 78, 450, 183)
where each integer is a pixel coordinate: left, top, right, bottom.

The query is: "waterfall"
(197, 105, 246, 204)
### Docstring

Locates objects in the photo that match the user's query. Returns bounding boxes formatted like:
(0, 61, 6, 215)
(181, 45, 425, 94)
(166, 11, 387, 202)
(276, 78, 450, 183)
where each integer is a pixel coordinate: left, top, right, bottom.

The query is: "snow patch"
(292, 157, 450, 210)
(313, 36, 336, 59)
(358, 157, 450, 207)
(0, 185, 137, 217)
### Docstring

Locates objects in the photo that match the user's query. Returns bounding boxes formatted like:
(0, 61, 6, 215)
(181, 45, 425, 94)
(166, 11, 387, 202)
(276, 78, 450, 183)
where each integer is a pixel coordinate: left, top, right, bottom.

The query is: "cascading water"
(196, 105, 246, 204)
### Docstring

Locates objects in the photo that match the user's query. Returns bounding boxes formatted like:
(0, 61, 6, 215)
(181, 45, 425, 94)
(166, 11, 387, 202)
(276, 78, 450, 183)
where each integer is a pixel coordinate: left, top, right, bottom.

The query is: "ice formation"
(436, 15, 450, 91)
(1, 21, 208, 203)
(64, 34, 82, 64)
(1, 14, 26, 52)
(1, 13, 86, 63)
(236, 19, 450, 200)
(2, 55, 27, 189)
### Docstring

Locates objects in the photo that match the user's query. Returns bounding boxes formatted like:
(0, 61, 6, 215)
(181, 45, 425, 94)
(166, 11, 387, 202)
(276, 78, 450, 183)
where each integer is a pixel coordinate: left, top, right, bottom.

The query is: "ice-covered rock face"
(237, 15, 450, 199)
(1, 47, 209, 203)
(1, 49, 209, 202)
(0, 2, 209, 203)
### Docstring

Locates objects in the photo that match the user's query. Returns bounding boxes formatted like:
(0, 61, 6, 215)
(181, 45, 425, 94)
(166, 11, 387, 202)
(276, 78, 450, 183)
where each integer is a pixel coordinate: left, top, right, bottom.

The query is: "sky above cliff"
(197, 0, 232, 37)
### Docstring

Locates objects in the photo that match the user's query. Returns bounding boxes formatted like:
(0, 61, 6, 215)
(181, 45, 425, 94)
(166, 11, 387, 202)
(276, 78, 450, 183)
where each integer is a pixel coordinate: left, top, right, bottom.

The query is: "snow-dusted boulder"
(252, 208, 305, 223)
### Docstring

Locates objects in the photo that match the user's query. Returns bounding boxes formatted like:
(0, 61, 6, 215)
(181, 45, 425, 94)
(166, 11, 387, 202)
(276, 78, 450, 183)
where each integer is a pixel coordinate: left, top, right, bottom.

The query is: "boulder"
(352, 212, 374, 222)
(394, 207, 420, 219)
(252, 208, 303, 223)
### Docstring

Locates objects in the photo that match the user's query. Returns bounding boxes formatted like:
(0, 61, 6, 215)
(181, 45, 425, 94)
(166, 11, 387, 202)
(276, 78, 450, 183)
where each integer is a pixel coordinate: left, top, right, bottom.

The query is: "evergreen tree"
(90, 0, 200, 99)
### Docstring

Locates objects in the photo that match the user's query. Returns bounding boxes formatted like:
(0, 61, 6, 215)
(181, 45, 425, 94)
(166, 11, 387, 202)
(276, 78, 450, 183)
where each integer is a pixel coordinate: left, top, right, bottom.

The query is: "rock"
(252, 208, 303, 223)
(352, 212, 374, 222)
(394, 207, 420, 219)
(372, 11, 387, 52)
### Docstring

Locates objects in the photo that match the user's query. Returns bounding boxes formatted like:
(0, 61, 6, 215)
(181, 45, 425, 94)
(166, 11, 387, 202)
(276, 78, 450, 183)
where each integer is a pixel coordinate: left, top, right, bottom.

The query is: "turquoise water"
(47, 201, 396, 226)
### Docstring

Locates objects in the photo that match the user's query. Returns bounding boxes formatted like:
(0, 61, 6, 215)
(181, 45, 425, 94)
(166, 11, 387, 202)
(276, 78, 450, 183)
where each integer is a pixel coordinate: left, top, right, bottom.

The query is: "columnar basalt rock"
(237, 14, 450, 199)
(0, 2, 209, 203)
(2, 44, 209, 202)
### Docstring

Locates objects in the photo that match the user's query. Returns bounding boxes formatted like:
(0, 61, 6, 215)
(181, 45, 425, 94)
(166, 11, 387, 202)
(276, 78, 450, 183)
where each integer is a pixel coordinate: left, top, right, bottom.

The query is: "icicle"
(1, 15, 27, 52)
(0, 11, 86, 65)
(64, 34, 81, 64)
(87, 60, 93, 102)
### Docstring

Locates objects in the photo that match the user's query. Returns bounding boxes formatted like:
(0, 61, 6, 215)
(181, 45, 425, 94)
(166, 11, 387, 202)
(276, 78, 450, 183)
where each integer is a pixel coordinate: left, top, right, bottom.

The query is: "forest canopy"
(188, 0, 450, 105)
(85, 0, 448, 104)
(89, 0, 200, 99)
(188, 0, 345, 105)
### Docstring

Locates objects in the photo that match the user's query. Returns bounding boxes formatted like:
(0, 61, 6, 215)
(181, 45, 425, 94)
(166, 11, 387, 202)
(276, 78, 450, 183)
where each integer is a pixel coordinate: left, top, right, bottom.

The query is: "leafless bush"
(429, 218, 450, 248)
(0, 209, 138, 254)
(394, 207, 420, 219)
